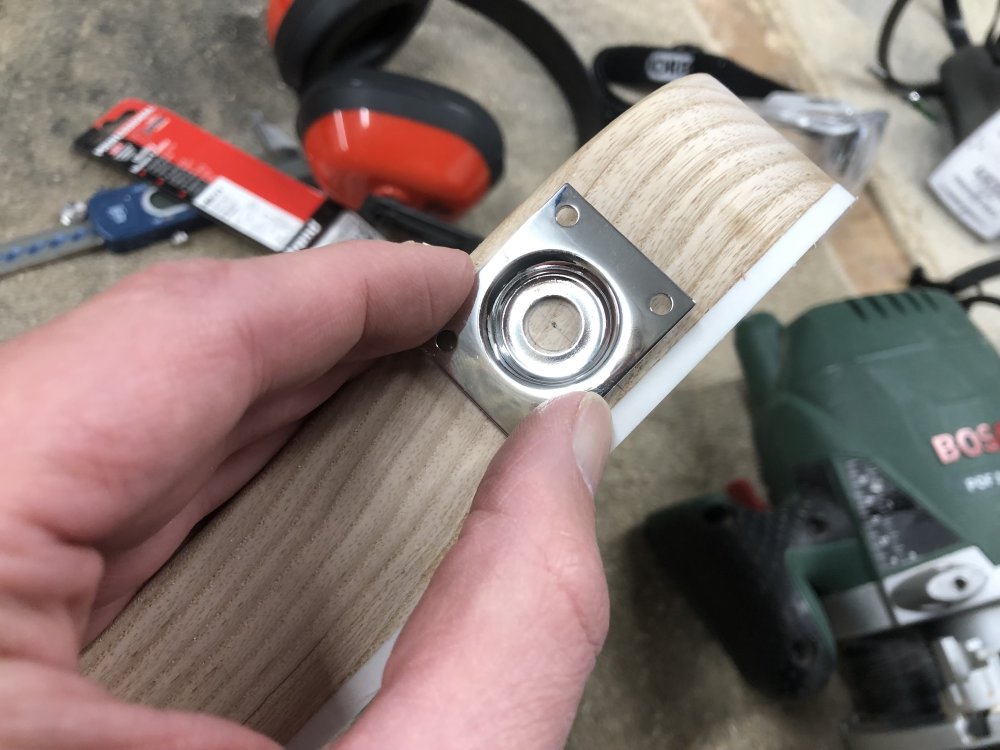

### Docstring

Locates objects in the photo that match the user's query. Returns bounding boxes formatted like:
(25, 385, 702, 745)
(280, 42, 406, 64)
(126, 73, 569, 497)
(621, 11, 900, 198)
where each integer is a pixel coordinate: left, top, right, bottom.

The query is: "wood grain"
(81, 75, 835, 742)
(694, 0, 913, 294)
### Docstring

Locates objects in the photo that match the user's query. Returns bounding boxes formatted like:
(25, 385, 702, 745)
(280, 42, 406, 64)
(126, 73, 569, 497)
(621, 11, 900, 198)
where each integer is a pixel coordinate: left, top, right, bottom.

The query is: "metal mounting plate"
(426, 184, 694, 434)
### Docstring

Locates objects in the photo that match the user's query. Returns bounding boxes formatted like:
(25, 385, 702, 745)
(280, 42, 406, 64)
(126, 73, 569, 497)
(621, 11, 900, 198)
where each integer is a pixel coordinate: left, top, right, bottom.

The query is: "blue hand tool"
(0, 182, 207, 278)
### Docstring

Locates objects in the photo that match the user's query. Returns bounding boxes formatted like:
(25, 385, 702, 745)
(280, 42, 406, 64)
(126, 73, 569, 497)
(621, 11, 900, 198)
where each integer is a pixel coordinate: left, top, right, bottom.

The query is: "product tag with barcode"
(75, 99, 340, 252)
(928, 110, 1000, 241)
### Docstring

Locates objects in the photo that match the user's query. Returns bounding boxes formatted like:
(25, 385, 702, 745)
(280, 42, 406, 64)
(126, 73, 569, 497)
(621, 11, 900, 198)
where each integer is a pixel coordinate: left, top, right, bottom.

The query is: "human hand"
(0, 241, 612, 749)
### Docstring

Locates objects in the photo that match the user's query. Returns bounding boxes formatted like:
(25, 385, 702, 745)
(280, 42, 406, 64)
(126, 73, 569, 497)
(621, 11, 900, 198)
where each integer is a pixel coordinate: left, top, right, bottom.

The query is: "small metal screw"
(58, 201, 88, 227)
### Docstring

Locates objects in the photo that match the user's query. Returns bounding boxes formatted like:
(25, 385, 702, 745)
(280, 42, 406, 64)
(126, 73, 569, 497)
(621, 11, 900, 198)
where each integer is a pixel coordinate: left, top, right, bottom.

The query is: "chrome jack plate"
(426, 184, 694, 434)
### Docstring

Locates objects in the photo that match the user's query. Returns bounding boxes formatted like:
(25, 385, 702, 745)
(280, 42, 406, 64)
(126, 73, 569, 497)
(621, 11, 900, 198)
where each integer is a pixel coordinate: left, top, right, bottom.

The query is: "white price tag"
(928, 110, 1000, 241)
(194, 177, 303, 252)
(312, 211, 384, 247)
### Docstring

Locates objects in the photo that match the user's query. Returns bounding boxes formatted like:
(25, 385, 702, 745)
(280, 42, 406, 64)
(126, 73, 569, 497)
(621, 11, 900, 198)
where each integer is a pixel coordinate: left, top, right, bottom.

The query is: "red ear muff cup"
(271, 0, 430, 91)
(266, 0, 295, 44)
(301, 111, 492, 218)
(297, 68, 504, 219)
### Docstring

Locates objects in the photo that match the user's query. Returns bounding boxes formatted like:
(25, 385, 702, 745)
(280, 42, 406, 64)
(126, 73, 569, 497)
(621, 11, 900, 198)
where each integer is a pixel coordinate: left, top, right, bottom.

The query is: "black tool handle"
(359, 195, 482, 252)
(644, 494, 835, 699)
(939, 45, 1000, 142)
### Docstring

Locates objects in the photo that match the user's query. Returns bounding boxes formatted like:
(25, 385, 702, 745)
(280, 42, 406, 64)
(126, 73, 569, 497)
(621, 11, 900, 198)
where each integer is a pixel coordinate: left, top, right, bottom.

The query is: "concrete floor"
(0, 1, 855, 747)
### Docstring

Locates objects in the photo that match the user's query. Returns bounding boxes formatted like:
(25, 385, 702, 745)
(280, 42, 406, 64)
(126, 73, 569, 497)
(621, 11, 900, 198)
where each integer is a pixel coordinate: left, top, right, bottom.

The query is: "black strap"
(989, 1, 1000, 48)
(943, 0, 973, 48)
(455, 0, 603, 145)
(593, 45, 793, 122)
(874, 0, 971, 96)
(911, 262, 1000, 309)
(275, 0, 432, 91)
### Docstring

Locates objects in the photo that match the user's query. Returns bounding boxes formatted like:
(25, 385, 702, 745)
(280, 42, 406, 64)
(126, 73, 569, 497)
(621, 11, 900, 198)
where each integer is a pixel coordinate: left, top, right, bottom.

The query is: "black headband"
(593, 45, 792, 123)
(274, 0, 603, 146)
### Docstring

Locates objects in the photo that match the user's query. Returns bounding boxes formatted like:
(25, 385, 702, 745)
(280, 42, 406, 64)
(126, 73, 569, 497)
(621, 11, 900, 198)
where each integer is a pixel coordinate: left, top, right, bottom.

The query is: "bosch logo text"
(931, 423, 1000, 464)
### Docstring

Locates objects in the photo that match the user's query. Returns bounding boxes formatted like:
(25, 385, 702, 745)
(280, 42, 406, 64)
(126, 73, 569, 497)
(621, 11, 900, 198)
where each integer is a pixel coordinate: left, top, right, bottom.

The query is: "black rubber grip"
(644, 494, 837, 699)
(940, 45, 1000, 142)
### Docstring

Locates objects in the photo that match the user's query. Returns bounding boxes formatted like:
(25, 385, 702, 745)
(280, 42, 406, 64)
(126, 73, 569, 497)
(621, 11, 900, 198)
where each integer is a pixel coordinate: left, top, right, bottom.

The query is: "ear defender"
(269, 0, 431, 91)
(267, 0, 601, 223)
(296, 68, 504, 219)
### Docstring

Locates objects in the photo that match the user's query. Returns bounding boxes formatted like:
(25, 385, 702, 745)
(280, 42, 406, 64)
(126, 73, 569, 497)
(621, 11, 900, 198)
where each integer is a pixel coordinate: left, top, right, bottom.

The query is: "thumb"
(336, 392, 612, 750)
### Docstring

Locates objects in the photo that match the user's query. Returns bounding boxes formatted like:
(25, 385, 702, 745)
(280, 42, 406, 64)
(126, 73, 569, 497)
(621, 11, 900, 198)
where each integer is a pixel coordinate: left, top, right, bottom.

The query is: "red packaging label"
(75, 99, 339, 252)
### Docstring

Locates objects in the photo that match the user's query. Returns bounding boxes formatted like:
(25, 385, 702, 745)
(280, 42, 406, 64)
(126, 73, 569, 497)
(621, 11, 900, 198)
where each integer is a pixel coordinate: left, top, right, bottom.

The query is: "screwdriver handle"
(88, 183, 206, 252)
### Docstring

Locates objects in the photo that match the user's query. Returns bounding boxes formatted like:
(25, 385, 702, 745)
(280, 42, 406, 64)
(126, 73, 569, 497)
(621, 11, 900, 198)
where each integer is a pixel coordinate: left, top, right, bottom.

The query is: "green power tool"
(646, 289, 1000, 749)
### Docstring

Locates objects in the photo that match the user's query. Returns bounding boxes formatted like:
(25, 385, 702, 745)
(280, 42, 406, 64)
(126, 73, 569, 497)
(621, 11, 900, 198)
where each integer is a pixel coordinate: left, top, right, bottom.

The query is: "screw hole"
(435, 330, 458, 352)
(955, 576, 969, 591)
(790, 638, 818, 666)
(555, 204, 580, 228)
(649, 293, 674, 316)
(703, 505, 734, 527)
(805, 515, 829, 536)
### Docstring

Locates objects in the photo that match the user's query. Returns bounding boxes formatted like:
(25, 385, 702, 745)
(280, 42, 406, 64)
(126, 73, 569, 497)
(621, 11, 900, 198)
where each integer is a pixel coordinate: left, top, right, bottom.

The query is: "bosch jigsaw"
(646, 289, 1000, 749)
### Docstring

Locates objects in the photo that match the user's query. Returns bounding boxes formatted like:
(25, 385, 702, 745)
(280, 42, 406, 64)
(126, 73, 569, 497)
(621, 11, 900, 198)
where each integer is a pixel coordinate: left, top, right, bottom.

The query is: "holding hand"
(0, 241, 611, 749)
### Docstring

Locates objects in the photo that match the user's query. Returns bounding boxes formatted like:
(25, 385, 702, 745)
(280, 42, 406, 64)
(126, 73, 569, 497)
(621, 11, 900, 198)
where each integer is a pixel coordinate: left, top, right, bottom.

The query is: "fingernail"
(573, 392, 613, 495)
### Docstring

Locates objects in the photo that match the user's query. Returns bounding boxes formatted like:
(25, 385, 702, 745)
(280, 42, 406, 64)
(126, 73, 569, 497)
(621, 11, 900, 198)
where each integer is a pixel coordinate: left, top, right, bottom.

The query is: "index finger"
(0, 241, 473, 534)
(16, 240, 474, 394)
